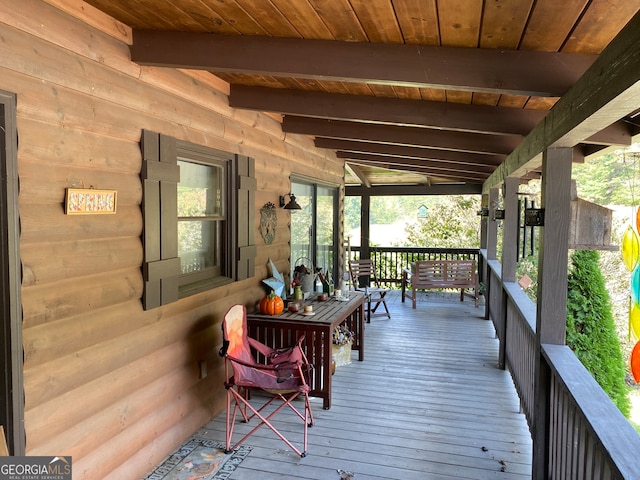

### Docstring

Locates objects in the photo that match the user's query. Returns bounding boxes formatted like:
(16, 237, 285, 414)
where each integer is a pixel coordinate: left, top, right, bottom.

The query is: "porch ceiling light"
(279, 193, 301, 210)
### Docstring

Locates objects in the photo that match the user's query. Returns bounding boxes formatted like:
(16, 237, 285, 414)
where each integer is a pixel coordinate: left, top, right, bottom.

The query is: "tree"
(566, 249, 631, 417)
(402, 195, 480, 248)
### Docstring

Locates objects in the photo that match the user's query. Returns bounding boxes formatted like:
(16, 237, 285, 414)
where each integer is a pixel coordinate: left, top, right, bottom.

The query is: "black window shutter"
(141, 130, 180, 309)
(236, 154, 256, 280)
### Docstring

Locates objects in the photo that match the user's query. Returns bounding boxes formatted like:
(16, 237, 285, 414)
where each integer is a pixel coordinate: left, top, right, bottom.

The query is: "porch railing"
(346, 245, 640, 478)
(483, 250, 640, 479)
(349, 246, 481, 287)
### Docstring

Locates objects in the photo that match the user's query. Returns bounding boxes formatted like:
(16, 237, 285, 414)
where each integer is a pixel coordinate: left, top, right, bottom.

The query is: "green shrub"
(566, 250, 631, 417)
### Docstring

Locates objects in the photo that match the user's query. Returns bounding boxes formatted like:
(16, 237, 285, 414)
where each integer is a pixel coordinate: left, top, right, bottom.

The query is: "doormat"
(141, 438, 252, 480)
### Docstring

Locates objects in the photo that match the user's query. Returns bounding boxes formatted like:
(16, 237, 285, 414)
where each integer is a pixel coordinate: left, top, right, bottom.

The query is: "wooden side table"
(247, 291, 365, 409)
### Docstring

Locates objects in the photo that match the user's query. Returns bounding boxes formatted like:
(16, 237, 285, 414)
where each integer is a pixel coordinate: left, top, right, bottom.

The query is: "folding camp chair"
(219, 304, 314, 457)
(348, 259, 391, 320)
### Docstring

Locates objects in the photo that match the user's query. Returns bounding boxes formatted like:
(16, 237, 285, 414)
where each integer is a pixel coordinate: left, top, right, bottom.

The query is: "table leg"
(323, 331, 332, 409)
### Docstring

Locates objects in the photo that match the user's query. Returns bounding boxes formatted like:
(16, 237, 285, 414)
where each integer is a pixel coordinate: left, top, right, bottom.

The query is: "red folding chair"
(219, 304, 314, 457)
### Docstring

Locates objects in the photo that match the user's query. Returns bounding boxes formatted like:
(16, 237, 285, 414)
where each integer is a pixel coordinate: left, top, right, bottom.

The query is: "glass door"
(290, 180, 338, 287)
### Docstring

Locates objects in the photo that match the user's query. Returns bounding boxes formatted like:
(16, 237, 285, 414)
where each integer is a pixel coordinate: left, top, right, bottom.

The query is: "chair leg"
(380, 292, 390, 318)
(412, 288, 417, 308)
(225, 388, 311, 457)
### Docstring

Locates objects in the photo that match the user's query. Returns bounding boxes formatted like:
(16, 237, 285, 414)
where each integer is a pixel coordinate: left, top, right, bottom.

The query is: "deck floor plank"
(194, 291, 533, 479)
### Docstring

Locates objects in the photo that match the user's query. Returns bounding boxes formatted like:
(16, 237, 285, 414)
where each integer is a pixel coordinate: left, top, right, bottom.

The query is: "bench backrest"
(413, 260, 477, 287)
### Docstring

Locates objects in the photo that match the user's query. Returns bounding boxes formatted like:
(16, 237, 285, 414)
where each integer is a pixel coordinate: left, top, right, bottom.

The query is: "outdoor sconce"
(477, 207, 489, 217)
(494, 209, 505, 220)
(279, 193, 301, 210)
(525, 208, 545, 226)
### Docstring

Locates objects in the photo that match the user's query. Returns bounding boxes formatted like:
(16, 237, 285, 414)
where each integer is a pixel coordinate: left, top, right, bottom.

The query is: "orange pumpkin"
(260, 290, 284, 315)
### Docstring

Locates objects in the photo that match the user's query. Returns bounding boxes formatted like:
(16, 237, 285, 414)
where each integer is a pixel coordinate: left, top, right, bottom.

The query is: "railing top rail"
(543, 344, 640, 479)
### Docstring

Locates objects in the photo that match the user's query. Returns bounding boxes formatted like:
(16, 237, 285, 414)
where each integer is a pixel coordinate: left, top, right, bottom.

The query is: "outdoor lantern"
(279, 193, 301, 210)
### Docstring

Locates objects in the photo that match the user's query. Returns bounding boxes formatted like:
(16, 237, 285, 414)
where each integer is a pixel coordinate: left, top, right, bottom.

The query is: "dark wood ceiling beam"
(283, 116, 522, 155)
(337, 152, 496, 175)
(345, 159, 485, 182)
(316, 138, 506, 166)
(584, 120, 631, 145)
(229, 85, 547, 136)
(485, 10, 640, 191)
(346, 184, 483, 196)
(131, 30, 597, 96)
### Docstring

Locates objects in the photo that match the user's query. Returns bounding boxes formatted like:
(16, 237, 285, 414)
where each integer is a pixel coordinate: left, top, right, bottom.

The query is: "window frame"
(140, 130, 256, 309)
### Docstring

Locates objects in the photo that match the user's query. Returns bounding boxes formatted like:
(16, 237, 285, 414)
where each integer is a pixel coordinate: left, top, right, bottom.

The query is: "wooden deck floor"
(195, 291, 533, 479)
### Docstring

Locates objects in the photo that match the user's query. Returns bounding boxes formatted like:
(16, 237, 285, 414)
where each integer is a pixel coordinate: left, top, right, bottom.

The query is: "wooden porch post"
(499, 177, 519, 368)
(532, 147, 572, 479)
(484, 187, 499, 320)
(479, 193, 488, 289)
(360, 192, 371, 260)
(487, 187, 499, 261)
(501, 178, 519, 283)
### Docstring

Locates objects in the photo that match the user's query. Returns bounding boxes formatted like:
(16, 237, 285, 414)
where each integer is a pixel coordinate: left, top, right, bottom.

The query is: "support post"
(484, 188, 499, 320)
(532, 147, 572, 480)
(499, 177, 519, 368)
(360, 193, 371, 260)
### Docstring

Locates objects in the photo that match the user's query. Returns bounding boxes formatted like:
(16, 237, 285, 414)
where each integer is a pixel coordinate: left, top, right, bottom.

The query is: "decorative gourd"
(260, 290, 284, 315)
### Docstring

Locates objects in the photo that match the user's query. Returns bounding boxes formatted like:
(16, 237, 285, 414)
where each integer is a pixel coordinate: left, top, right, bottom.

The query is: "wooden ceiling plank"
(445, 90, 473, 104)
(130, 31, 598, 96)
(472, 93, 500, 107)
(390, 0, 439, 45)
(172, 0, 242, 34)
(282, 116, 522, 155)
(233, 0, 304, 37)
(498, 94, 530, 109)
(315, 138, 506, 166)
(484, 9, 640, 191)
(196, 0, 270, 36)
(349, 0, 404, 43)
(307, 0, 368, 41)
(561, 1, 640, 54)
(480, 0, 533, 49)
(229, 84, 548, 135)
(437, 0, 482, 47)
(268, 0, 335, 39)
(520, 0, 587, 51)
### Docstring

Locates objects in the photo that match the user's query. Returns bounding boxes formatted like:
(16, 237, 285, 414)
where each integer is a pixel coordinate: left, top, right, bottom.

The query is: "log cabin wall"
(1, 0, 343, 477)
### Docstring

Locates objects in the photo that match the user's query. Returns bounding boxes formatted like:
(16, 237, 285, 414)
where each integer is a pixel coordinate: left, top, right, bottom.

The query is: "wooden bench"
(401, 260, 479, 308)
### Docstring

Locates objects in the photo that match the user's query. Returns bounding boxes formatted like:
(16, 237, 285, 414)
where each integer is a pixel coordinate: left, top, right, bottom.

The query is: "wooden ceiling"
(83, 0, 640, 190)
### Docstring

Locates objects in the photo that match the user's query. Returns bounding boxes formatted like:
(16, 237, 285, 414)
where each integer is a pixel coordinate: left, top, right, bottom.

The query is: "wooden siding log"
(23, 300, 147, 366)
(0, 0, 136, 74)
(22, 301, 216, 408)
(26, 357, 212, 457)
(41, 0, 132, 44)
(18, 164, 141, 206)
(18, 118, 142, 174)
(24, 323, 223, 446)
(21, 237, 142, 287)
(21, 267, 144, 329)
(74, 389, 215, 480)
(19, 204, 142, 244)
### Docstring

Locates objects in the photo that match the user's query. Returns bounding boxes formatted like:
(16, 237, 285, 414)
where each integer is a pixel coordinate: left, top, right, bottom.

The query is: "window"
(177, 159, 225, 285)
(140, 130, 256, 310)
